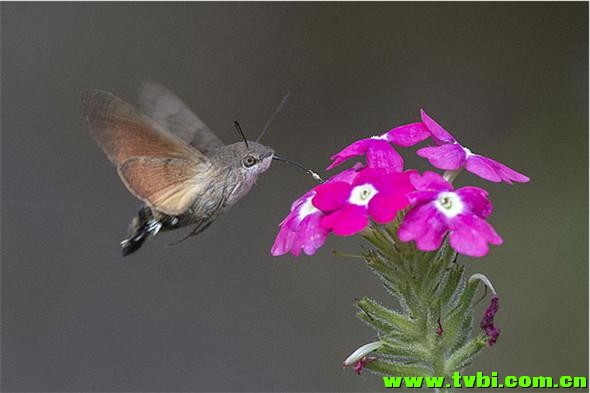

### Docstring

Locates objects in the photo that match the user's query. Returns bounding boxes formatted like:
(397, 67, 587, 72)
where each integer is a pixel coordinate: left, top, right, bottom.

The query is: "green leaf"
(364, 360, 432, 377)
(445, 335, 488, 372)
(436, 264, 464, 309)
(356, 298, 417, 335)
(356, 311, 400, 335)
(365, 252, 404, 287)
(440, 281, 480, 350)
(379, 339, 430, 360)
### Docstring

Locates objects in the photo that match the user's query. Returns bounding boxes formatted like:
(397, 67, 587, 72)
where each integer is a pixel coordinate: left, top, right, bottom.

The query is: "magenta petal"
(466, 155, 530, 184)
(271, 223, 301, 256)
(491, 160, 529, 183)
(271, 213, 328, 257)
(294, 214, 329, 255)
(320, 205, 369, 236)
(353, 167, 388, 186)
(464, 155, 502, 183)
(355, 170, 413, 204)
(271, 191, 328, 257)
(398, 203, 447, 251)
(384, 122, 431, 147)
(382, 172, 415, 194)
(284, 207, 306, 231)
(455, 186, 493, 218)
(327, 139, 403, 172)
(417, 143, 466, 170)
(448, 214, 503, 257)
(327, 139, 371, 170)
(406, 190, 440, 206)
(368, 193, 408, 224)
(312, 182, 350, 212)
(474, 155, 530, 184)
(420, 109, 456, 144)
(364, 140, 403, 171)
(354, 168, 411, 190)
(409, 171, 453, 192)
(327, 163, 363, 184)
(279, 191, 314, 231)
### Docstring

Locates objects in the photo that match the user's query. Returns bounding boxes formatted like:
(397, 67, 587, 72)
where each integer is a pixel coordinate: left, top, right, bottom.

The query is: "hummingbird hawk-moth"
(81, 82, 318, 256)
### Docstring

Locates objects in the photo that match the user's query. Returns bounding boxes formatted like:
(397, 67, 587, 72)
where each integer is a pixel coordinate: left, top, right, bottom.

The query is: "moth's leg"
(146, 219, 162, 236)
(167, 218, 212, 246)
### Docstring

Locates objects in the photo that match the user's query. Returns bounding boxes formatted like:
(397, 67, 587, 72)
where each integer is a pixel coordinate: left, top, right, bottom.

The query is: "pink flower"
(313, 168, 414, 236)
(386, 122, 432, 147)
(398, 171, 503, 257)
(270, 190, 327, 257)
(327, 137, 403, 172)
(271, 166, 361, 256)
(327, 122, 430, 172)
(416, 110, 529, 184)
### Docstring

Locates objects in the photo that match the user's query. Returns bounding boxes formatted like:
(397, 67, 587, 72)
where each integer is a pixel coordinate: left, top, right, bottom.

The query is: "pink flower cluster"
(271, 110, 529, 258)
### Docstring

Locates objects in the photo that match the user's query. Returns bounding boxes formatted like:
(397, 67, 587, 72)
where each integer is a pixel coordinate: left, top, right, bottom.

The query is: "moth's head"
(231, 141, 275, 176)
(226, 121, 274, 177)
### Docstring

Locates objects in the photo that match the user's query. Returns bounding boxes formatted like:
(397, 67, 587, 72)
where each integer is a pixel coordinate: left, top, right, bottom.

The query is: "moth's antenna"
(273, 155, 324, 183)
(256, 92, 290, 142)
(233, 121, 249, 148)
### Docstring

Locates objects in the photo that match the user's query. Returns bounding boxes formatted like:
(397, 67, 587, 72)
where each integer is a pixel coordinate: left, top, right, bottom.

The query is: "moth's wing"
(138, 81, 224, 153)
(118, 157, 214, 216)
(81, 88, 204, 165)
(81, 89, 211, 215)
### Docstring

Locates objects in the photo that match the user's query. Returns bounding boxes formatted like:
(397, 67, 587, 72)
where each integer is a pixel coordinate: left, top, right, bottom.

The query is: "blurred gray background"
(1, 3, 587, 392)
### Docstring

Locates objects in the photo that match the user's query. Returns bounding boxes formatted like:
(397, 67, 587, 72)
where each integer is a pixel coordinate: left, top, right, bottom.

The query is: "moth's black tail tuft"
(121, 206, 157, 257)
(121, 235, 148, 256)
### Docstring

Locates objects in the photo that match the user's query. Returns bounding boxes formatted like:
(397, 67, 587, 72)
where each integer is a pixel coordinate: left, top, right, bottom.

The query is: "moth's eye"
(242, 155, 257, 168)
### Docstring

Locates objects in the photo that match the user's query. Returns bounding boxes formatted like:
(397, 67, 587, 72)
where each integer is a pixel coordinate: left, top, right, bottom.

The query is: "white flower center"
(349, 184, 378, 207)
(434, 191, 464, 218)
(370, 134, 388, 141)
(298, 195, 319, 221)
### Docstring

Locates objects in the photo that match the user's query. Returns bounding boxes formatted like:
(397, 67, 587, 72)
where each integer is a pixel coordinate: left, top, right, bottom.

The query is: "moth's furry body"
(81, 82, 274, 256)
(122, 142, 273, 255)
